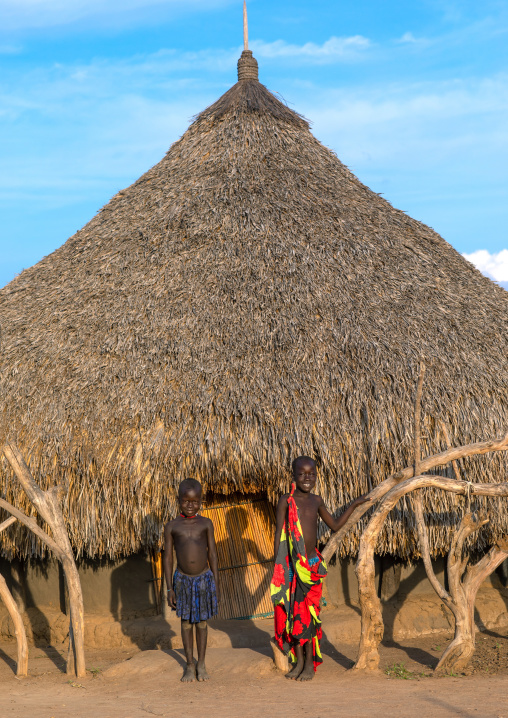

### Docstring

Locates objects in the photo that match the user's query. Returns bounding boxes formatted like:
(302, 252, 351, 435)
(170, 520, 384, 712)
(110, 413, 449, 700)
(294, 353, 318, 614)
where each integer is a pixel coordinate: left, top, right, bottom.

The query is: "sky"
(0, 0, 507, 289)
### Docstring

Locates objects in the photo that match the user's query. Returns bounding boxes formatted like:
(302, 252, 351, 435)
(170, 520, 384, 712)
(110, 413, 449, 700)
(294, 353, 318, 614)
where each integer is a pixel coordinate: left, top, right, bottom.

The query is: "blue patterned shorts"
(173, 568, 218, 623)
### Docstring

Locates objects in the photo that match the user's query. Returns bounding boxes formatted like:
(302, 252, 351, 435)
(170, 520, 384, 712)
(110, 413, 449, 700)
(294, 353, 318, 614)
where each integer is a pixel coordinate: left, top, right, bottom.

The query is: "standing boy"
(271, 456, 370, 681)
(163, 478, 220, 682)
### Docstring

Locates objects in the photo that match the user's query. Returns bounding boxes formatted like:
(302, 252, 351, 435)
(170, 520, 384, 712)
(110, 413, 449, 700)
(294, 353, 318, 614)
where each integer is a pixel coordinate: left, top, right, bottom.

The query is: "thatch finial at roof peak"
(237, 50, 258, 80)
(238, 2, 258, 81)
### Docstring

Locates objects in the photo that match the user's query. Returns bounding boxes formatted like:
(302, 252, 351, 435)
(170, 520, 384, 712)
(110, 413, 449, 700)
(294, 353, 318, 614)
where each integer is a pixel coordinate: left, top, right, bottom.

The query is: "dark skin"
(274, 457, 371, 682)
(163, 487, 220, 683)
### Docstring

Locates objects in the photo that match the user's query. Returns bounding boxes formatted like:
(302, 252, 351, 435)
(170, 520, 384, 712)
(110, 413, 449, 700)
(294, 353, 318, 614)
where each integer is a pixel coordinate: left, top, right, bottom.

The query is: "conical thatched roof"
(1, 52, 507, 561)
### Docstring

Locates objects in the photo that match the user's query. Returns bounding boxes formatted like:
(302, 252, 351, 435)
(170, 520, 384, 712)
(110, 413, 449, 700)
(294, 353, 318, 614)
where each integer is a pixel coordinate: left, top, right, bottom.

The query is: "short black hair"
(291, 456, 316, 473)
(178, 478, 202, 497)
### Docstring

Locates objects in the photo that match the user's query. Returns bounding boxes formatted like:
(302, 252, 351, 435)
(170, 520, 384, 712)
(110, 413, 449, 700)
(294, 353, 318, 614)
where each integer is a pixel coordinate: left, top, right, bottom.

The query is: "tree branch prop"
(411, 364, 450, 602)
(0, 516, 17, 534)
(433, 516, 508, 673)
(0, 516, 28, 676)
(0, 497, 62, 558)
(322, 430, 508, 563)
(0, 573, 28, 678)
(354, 474, 508, 671)
(1, 443, 86, 677)
(440, 420, 462, 482)
(410, 364, 448, 599)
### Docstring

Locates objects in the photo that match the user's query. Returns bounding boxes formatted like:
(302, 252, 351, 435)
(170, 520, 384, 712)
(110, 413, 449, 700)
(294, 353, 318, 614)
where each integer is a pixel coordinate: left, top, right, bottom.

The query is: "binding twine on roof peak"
(237, 50, 259, 81)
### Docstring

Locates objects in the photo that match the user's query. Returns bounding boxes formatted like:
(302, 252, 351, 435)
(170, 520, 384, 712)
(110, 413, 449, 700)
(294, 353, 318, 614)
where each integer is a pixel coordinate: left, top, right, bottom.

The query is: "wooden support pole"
(322, 430, 508, 563)
(440, 421, 462, 482)
(0, 574, 28, 678)
(2, 443, 86, 678)
(0, 498, 62, 558)
(434, 522, 508, 673)
(413, 362, 425, 476)
(0, 516, 28, 677)
(354, 474, 508, 672)
(0, 516, 17, 534)
(410, 364, 450, 602)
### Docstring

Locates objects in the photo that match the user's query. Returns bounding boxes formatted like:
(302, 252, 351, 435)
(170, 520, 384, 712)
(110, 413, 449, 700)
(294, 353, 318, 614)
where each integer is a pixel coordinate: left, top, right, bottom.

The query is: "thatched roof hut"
(1, 49, 507, 561)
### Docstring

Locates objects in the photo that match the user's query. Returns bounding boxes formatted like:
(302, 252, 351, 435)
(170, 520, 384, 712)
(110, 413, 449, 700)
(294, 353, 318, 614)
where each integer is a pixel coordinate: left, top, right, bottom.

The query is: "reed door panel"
(201, 493, 275, 620)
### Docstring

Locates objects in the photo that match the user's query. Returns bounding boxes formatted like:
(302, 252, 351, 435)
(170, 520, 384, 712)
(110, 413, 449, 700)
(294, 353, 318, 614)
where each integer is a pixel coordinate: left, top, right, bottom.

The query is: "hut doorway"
(202, 492, 275, 620)
(151, 493, 276, 620)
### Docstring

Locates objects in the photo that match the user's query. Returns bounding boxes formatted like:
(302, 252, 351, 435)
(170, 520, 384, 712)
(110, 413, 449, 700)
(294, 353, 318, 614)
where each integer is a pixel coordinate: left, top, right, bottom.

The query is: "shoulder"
(164, 519, 177, 535)
(275, 495, 289, 517)
(200, 516, 213, 527)
(312, 493, 325, 507)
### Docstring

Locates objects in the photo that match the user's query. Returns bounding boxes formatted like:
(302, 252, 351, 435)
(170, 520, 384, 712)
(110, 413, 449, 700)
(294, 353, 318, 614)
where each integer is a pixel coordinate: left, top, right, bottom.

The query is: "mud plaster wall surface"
(0, 554, 507, 646)
(0, 554, 464, 616)
(0, 553, 157, 618)
(0, 554, 506, 618)
(323, 557, 449, 605)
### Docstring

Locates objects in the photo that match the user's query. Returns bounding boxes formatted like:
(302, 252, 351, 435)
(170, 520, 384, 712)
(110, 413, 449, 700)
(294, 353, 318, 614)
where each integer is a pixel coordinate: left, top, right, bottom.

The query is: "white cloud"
(463, 250, 508, 283)
(399, 32, 418, 43)
(397, 31, 431, 47)
(0, 0, 232, 30)
(300, 74, 508, 170)
(251, 35, 370, 62)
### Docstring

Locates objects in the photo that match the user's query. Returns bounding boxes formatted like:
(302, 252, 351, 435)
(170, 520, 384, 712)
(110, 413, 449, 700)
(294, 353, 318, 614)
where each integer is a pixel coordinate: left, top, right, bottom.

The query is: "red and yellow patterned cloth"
(270, 483, 327, 671)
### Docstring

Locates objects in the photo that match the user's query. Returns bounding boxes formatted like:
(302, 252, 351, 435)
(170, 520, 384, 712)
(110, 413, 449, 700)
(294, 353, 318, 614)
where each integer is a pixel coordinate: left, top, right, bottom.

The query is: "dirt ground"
(0, 629, 507, 718)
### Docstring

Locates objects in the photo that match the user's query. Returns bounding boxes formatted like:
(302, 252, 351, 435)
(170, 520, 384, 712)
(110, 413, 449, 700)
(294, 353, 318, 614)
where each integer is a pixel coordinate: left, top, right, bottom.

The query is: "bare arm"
(318, 495, 372, 534)
(163, 522, 176, 609)
(274, 495, 288, 559)
(207, 519, 220, 603)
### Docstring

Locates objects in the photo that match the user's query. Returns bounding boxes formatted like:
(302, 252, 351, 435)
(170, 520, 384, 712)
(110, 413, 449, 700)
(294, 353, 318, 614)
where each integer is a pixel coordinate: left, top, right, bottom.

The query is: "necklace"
(179, 512, 199, 519)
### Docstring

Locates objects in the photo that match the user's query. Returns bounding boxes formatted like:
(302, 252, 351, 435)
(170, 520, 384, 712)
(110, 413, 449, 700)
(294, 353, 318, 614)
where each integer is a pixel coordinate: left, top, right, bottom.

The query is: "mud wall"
(0, 553, 157, 618)
(1, 553, 506, 619)
(0, 553, 507, 649)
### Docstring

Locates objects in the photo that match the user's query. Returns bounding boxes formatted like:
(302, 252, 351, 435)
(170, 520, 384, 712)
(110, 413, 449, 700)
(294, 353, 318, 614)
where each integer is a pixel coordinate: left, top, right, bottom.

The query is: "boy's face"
(293, 459, 317, 493)
(179, 488, 202, 517)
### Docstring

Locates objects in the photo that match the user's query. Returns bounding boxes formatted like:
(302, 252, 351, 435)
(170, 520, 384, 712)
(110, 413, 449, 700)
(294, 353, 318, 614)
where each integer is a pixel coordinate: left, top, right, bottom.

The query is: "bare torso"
(169, 516, 212, 575)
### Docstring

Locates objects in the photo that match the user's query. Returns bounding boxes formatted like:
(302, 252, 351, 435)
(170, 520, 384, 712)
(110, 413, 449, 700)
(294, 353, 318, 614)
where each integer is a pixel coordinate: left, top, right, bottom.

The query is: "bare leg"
(195, 621, 209, 681)
(285, 643, 304, 680)
(296, 641, 314, 681)
(180, 620, 196, 682)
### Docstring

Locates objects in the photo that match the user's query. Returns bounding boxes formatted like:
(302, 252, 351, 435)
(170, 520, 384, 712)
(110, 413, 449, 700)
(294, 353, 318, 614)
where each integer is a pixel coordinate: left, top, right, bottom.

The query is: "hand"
(167, 589, 176, 610)
(355, 494, 373, 505)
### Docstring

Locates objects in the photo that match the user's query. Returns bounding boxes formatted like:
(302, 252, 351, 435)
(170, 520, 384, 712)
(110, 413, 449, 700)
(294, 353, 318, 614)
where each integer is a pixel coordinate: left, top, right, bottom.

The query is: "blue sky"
(1, 0, 507, 289)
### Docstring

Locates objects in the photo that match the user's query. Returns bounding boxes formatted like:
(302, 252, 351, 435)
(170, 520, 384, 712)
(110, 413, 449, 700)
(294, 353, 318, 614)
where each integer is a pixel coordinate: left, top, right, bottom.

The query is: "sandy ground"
(0, 629, 507, 718)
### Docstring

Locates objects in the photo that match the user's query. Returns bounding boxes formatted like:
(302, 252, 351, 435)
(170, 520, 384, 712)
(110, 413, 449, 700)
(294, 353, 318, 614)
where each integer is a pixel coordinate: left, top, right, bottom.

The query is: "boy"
(163, 478, 220, 682)
(271, 456, 370, 681)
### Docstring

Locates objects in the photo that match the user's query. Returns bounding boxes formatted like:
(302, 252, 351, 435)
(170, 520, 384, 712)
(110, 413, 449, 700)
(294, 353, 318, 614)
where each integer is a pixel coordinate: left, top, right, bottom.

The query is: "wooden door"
(201, 493, 275, 620)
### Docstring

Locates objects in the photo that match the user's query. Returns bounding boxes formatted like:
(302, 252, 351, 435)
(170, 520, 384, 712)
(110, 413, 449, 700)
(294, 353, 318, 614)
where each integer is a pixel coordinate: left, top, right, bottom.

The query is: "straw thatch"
(1, 54, 507, 561)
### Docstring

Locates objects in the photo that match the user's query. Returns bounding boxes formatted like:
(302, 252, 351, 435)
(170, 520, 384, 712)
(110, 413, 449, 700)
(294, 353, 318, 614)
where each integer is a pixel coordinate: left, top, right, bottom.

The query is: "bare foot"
(196, 662, 209, 682)
(285, 662, 303, 680)
(296, 664, 314, 681)
(181, 664, 196, 682)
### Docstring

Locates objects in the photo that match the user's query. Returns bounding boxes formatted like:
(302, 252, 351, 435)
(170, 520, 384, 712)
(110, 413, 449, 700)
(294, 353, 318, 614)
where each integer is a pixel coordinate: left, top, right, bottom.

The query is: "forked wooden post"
(322, 431, 508, 564)
(0, 516, 28, 677)
(1, 444, 86, 677)
(432, 516, 508, 673)
(354, 474, 508, 671)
